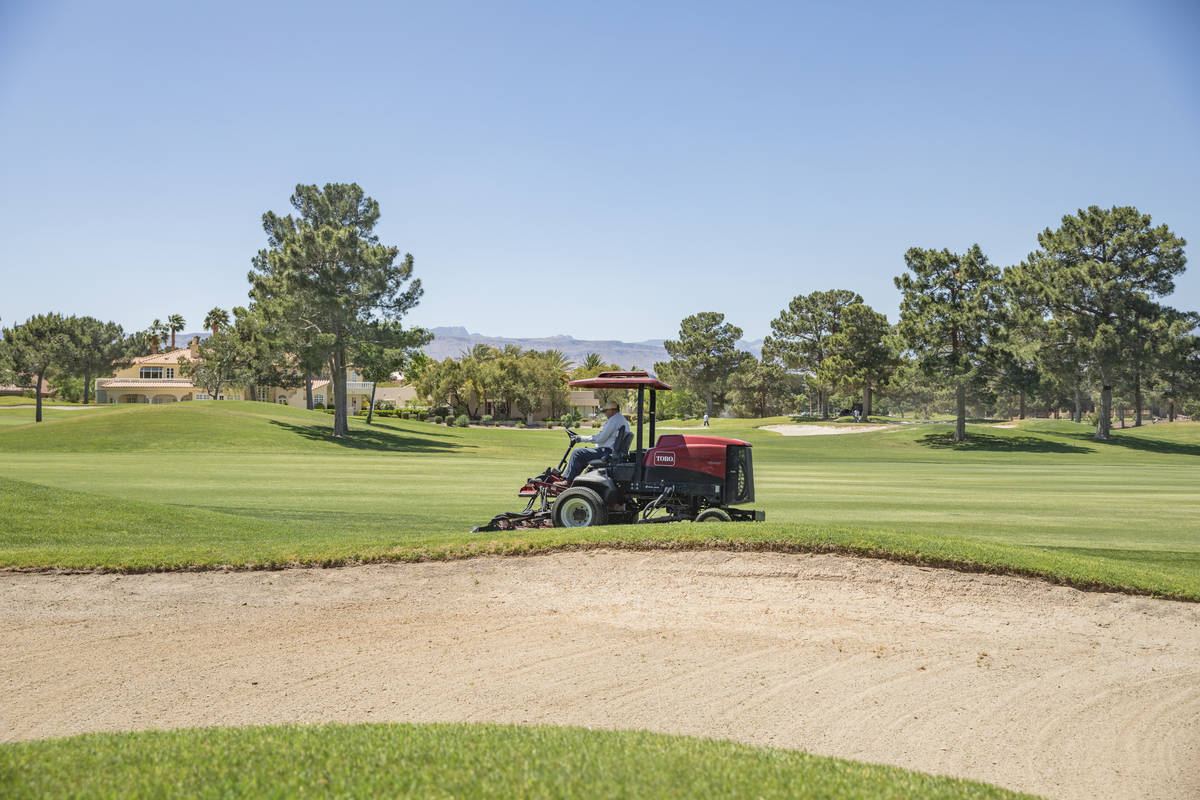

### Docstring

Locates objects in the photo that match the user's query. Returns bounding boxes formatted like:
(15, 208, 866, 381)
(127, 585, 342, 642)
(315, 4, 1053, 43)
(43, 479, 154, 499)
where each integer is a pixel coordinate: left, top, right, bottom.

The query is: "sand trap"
(760, 423, 900, 435)
(2, 551, 1196, 800)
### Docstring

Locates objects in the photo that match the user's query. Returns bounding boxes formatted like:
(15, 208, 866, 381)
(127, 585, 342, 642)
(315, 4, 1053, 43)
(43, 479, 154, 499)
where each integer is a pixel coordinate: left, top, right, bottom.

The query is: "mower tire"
(695, 508, 732, 523)
(552, 487, 608, 528)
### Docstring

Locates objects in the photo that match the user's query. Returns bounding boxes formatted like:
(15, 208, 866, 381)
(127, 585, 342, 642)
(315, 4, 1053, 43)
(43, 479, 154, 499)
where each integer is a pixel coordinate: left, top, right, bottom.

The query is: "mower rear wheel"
(552, 487, 608, 528)
(695, 508, 732, 523)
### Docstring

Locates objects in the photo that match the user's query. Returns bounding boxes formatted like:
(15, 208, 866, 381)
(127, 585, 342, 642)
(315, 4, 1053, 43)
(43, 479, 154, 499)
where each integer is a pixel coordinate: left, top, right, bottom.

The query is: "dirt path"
(2, 551, 1197, 800)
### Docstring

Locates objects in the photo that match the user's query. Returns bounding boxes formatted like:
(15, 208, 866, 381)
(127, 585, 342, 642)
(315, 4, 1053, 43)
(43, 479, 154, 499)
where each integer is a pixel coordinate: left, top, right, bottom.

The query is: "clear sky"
(2, 0, 1198, 343)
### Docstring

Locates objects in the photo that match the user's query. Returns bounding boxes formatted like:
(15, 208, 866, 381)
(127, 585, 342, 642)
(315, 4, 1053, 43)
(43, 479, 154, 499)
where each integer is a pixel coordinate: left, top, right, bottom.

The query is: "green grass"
(1, 402, 1197, 598)
(0, 722, 1038, 799)
(0, 396, 85, 407)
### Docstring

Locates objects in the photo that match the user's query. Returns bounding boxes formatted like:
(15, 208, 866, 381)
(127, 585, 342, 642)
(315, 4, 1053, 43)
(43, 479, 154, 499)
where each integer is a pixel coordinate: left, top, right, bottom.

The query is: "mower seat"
(587, 427, 633, 470)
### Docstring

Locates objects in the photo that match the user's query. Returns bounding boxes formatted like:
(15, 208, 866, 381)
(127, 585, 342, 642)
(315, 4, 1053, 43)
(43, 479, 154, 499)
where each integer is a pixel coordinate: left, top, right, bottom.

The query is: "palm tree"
(203, 307, 229, 337)
(148, 318, 168, 354)
(580, 352, 604, 373)
(167, 314, 185, 349)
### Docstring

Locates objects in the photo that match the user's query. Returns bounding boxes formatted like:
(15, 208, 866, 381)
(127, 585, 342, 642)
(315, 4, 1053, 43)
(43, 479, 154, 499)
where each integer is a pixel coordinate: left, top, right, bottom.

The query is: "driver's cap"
(601, 400, 620, 412)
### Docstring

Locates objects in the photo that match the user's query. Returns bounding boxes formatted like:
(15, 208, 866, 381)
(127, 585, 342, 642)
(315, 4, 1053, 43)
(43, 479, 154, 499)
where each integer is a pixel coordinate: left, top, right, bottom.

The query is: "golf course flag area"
(1, 401, 1197, 799)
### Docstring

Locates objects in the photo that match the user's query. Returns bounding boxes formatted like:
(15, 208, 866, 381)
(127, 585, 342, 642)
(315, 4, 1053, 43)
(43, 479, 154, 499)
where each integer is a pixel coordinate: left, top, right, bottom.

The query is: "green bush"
(433, 415, 444, 425)
(314, 403, 326, 410)
(481, 415, 494, 426)
(591, 420, 601, 428)
(376, 400, 395, 411)
(516, 421, 526, 429)
(454, 414, 469, 427)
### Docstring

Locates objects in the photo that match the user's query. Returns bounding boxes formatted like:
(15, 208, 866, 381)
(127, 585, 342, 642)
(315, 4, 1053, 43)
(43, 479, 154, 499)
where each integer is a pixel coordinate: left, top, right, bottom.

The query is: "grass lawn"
(0, 401, 1197, 598)
(0, 722, 1037, 800)
(0, 396, 89, 407)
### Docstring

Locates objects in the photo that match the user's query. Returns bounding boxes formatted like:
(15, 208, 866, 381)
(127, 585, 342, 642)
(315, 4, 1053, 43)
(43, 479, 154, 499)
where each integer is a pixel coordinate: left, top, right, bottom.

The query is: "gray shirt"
(580, 413, 629, 449)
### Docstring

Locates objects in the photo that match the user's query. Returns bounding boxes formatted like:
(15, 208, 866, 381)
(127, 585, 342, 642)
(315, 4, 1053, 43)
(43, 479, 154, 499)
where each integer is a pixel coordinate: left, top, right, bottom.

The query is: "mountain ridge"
(422, 326, 764, 368)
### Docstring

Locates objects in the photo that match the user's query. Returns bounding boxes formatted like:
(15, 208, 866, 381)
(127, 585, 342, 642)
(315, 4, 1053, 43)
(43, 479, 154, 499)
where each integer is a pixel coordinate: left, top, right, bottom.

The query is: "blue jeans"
(565, 447, 611, 481)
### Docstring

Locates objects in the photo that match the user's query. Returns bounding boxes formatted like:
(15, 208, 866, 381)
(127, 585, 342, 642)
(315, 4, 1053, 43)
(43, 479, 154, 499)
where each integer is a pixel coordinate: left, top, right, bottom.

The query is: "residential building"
(94, 339, 373, 413)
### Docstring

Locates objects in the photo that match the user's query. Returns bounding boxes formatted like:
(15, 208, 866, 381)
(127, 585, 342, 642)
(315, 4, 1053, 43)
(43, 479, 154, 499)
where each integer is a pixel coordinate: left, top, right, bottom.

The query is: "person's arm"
(580, 415, 619, 446)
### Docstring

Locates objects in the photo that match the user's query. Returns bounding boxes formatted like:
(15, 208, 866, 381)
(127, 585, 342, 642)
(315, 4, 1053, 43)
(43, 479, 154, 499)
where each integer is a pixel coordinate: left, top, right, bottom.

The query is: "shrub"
(376, 400, 395, 411)
(314, 402, 326, 410)
(591, 420, 601, 428)
(480, 415, 493, 426)
(454, 414, 469, 427)
(516, 420, 526, 429)
(433, 415, 444, 424)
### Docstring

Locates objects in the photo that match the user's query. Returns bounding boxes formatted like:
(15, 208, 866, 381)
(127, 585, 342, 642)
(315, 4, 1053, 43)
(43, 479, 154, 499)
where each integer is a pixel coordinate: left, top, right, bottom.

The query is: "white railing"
(97, 378, 196, 386)
(345, 381, 375, 393)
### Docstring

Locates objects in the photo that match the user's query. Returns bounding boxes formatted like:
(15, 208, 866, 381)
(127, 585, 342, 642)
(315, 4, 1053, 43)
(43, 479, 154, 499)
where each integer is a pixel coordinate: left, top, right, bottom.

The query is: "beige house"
(95, 340, 373, 414)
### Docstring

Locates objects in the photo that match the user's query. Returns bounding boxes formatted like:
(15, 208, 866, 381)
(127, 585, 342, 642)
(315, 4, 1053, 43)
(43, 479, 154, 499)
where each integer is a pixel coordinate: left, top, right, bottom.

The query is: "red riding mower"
(473, 371, 765, 531)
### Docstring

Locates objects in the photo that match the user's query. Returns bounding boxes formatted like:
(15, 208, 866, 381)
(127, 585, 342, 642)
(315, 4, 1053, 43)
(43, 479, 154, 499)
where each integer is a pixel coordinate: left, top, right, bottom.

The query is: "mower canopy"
(568, 371, 669, 456)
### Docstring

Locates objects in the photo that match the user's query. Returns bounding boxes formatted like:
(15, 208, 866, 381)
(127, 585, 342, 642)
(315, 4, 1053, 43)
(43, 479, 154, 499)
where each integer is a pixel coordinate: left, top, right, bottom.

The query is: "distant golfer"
(703, 412, 710, 427)
(563, 401, 629, 482)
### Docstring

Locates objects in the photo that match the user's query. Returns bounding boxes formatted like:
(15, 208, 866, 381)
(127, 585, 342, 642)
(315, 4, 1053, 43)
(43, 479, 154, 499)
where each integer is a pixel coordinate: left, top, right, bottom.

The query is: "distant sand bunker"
(760, 423, 899, 435)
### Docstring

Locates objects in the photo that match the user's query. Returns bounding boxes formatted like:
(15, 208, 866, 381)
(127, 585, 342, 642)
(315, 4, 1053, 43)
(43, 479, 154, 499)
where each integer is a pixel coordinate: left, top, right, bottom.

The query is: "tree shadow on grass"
(918, 432, 1091, 453)
(1038, 545, 1200, 573)
(1054, 429, 1200, 457)
(269, 420, 463, 452)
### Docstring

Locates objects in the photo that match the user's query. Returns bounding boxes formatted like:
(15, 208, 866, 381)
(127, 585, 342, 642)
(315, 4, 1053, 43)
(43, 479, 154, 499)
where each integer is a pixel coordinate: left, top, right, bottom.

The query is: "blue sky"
(2, 0, 1198, 343)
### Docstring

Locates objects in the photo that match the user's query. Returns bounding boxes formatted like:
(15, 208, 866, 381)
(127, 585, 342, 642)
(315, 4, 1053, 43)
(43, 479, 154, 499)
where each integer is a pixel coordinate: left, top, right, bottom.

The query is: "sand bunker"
(760, 423, 900, 435)
(2, 551, 1197, 800)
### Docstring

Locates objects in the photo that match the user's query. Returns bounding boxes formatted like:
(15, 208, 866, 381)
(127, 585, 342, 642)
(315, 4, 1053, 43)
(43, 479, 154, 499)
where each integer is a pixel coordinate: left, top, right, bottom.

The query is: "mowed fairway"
(0, 402, 1197, 598)
(3, 402, 1199, 800)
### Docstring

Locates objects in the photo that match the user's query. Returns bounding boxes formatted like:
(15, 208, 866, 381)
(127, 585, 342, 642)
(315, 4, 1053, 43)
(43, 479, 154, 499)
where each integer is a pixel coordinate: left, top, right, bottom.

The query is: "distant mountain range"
(180, 326, 766, 372)
(423, 326, 764, 369)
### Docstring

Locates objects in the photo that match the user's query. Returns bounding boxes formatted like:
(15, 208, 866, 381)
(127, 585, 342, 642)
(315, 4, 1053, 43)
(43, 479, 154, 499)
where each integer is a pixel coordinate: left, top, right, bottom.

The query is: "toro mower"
(473, 371, 765, 531)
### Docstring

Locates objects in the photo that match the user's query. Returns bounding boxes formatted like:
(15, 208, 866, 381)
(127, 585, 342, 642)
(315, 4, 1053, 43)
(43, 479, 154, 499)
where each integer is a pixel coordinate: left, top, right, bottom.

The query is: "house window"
(165, 368, 174, 379)
(277, 396, 289, 404)
(314, 394, 325, 406)
(257, 387, 269, 402)
(195, 393, 210, 400)
(140, 367, 163, 379)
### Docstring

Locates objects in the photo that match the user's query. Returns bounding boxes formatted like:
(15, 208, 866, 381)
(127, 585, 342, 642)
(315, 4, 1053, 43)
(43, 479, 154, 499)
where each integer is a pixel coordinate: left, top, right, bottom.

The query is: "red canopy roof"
(568, 371, 672, 390)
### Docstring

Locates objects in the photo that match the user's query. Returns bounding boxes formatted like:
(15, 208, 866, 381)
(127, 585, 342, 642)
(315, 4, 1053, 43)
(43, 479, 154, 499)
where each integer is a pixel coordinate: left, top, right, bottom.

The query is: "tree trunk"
(1134, 368, 1143, 427)
(1073, 389, 1083, 424)
(367, 384, 377, 424)
(864, 386, 873, 418)
(305, 375, 313, 410)
(83, 371, 91, 405)
(332, 349, 348, 437)
(1018, 391, 1026, 420)
(1096, 373, 1112, 440)
(954, 381, 966, 442)
(35, 370, 44, 423)
(1169, 400, 1176, 422)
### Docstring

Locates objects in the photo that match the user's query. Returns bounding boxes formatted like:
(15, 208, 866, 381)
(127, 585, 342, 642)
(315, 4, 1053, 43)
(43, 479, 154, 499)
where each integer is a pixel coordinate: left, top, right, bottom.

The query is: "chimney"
(189, 337, 200, 356)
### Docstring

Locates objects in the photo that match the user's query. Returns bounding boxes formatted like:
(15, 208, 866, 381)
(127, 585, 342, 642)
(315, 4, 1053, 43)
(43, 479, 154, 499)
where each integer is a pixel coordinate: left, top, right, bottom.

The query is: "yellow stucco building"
(95, 340, 374, 413)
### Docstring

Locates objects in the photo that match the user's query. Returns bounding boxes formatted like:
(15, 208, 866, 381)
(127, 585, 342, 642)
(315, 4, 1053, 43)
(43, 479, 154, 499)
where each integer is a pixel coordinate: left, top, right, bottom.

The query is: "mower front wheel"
(695, 508, 732, 523)
(552, 487, 608, 528)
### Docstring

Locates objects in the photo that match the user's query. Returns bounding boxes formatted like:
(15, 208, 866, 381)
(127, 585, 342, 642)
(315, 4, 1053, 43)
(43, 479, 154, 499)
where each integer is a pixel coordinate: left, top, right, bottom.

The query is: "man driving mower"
(561, 400, 629, 483)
